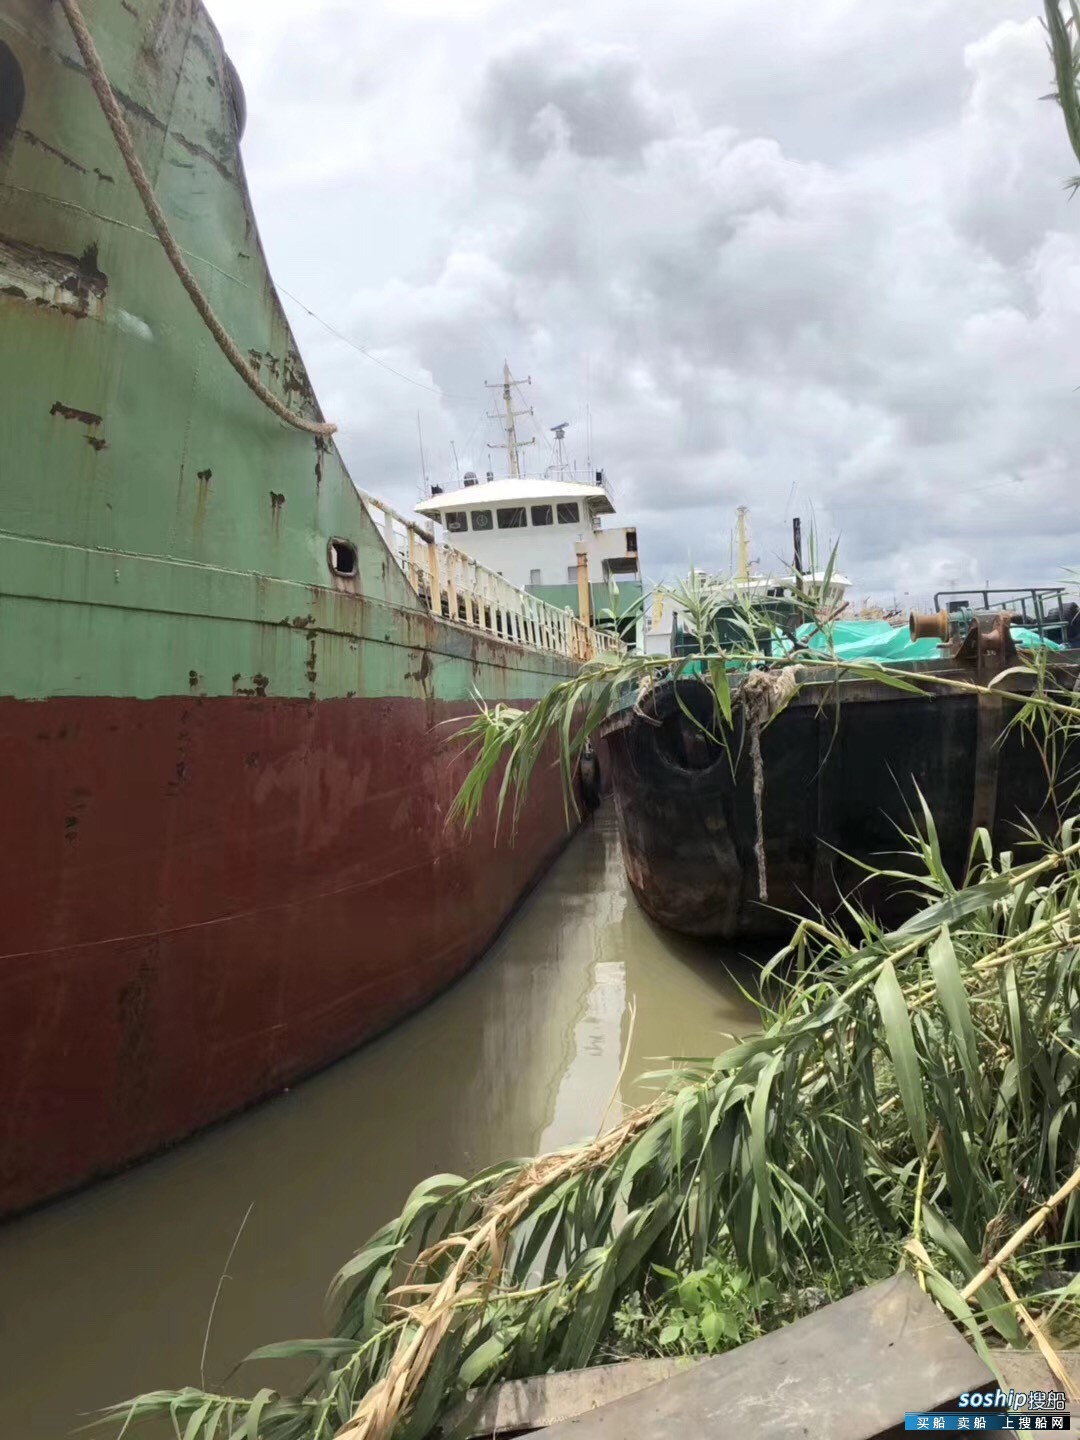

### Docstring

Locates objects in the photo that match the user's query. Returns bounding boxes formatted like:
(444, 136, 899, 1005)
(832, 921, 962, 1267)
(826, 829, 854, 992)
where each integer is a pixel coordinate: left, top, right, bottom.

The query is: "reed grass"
(100, 570, 1080, 1439)
(101, 810, 1080, 1439)
(1045, 1, 1080, 192)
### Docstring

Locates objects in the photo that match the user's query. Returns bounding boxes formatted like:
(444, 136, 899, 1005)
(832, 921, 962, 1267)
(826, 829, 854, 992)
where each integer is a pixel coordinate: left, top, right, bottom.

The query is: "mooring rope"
(58, 0, 337, 438)
(739, 667, 800, 901)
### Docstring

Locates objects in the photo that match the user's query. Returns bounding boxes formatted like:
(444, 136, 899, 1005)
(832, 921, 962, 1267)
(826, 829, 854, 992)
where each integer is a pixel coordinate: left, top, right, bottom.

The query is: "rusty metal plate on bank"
(535, 1275, 992, 1439)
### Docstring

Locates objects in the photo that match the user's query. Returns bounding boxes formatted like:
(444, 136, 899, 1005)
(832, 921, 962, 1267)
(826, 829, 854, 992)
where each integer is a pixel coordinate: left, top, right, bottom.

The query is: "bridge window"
(556, 502, 580, 524)
(471, 509, 493, 530)
(530, 505, 553, 526)
(497, 506, 527, 529)
(444, 511, 468, 533)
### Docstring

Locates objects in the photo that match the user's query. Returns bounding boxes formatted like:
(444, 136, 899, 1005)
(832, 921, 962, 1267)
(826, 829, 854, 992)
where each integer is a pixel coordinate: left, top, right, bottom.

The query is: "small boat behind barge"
(600, 596, 1080, 941)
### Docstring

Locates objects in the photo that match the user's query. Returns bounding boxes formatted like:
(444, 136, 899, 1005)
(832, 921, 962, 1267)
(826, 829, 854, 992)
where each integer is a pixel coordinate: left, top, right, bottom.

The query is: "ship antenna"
(551, 422, 570, 481)
(416, 411, 429, 498)
(485, 361, 535, 478)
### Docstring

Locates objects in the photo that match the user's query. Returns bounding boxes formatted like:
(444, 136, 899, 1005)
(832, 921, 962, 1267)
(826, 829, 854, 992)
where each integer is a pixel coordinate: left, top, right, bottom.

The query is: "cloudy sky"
(209, 0, 1080, 606)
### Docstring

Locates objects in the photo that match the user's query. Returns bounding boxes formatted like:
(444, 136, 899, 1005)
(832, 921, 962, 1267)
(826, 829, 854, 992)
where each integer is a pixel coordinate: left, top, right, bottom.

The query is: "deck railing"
(362, 493, 624, 662)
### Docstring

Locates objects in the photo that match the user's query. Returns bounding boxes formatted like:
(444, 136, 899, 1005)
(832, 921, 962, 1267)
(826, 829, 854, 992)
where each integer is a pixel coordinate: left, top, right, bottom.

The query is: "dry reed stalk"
(996, 1270, 1079, 1403)
(912, 1127, 942, 1294)
(334, 1097, 669, 1440)
(961, 1161, 1080, 1303)
(596, 997, 637, 1137)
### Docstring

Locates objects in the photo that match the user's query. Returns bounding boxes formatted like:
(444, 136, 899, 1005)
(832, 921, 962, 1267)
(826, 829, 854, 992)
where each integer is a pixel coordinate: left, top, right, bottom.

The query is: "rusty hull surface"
(0, 0, 589, 1216)
(602, 667, 1080, 940)
(0, 693, 576, 1218)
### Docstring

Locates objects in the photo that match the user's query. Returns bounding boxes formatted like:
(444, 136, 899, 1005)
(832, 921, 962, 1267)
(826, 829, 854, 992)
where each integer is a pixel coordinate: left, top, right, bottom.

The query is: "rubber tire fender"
(579, 742, 602, 813)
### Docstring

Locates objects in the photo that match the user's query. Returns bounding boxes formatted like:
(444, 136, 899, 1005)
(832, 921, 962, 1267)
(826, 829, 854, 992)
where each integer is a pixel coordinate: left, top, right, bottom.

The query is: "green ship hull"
(0, 0, 601, 1217)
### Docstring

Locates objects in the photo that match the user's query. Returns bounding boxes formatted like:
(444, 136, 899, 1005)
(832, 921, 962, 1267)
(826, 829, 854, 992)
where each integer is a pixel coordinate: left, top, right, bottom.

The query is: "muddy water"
(0, 811, 761, 1438)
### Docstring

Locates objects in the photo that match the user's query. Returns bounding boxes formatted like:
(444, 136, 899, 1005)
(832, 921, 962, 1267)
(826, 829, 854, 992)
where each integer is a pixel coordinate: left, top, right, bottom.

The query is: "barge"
(601, 598, 1080, 939)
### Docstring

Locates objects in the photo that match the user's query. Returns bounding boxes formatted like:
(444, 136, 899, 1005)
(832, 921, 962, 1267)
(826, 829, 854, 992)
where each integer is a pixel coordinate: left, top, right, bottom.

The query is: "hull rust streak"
(0, 0, 603, 1216)
(0, 694, 573, 1218)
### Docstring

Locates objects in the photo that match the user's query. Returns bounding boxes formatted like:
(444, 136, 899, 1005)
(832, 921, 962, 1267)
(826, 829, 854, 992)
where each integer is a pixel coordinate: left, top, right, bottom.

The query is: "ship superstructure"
(417, 365, 644, 649)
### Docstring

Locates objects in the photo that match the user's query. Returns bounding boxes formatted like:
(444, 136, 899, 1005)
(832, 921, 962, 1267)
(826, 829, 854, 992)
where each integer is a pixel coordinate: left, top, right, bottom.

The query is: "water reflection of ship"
(0, 813, 762, 1440)
(604, 854, 762, 1118)
(440, 812, 761, 1166)
(449, 814, 627, 1165)
(484, 813, 762, 1155)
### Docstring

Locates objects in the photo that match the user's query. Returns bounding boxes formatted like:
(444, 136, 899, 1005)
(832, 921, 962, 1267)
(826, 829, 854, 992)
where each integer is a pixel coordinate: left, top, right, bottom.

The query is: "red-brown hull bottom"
(0, 694, 571, 1218)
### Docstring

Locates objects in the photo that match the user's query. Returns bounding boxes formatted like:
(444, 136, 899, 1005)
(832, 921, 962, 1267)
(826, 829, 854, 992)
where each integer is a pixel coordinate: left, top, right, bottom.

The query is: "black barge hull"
(600, 661, 1080, 940)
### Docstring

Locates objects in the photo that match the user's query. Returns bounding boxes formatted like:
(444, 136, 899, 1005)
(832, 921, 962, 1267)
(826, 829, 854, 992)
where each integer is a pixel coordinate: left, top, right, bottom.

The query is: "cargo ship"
(415, 367, 646, 653)
(0, 0, 620, 1217)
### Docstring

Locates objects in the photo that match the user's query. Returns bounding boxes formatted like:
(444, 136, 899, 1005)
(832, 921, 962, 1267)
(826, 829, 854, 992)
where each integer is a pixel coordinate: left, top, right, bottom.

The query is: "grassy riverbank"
(100, 13, 1080, 1427)
(105, 802, 1080, 1439)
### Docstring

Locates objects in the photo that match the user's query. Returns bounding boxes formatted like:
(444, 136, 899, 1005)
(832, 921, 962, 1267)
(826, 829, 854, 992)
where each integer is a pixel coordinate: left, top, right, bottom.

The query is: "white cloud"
(212, 0, 1080, 603)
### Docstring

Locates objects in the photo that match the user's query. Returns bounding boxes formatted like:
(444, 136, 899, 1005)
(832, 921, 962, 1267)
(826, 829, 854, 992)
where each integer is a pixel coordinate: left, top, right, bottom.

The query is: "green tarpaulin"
(678, 618, 1062, 679)
(791, 619, 1062, 663)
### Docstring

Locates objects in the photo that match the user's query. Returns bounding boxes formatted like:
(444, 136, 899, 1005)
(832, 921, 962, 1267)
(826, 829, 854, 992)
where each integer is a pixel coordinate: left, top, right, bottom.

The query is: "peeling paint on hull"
(0, 693, 573, 1218)
(0, 0, 588, 1218)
